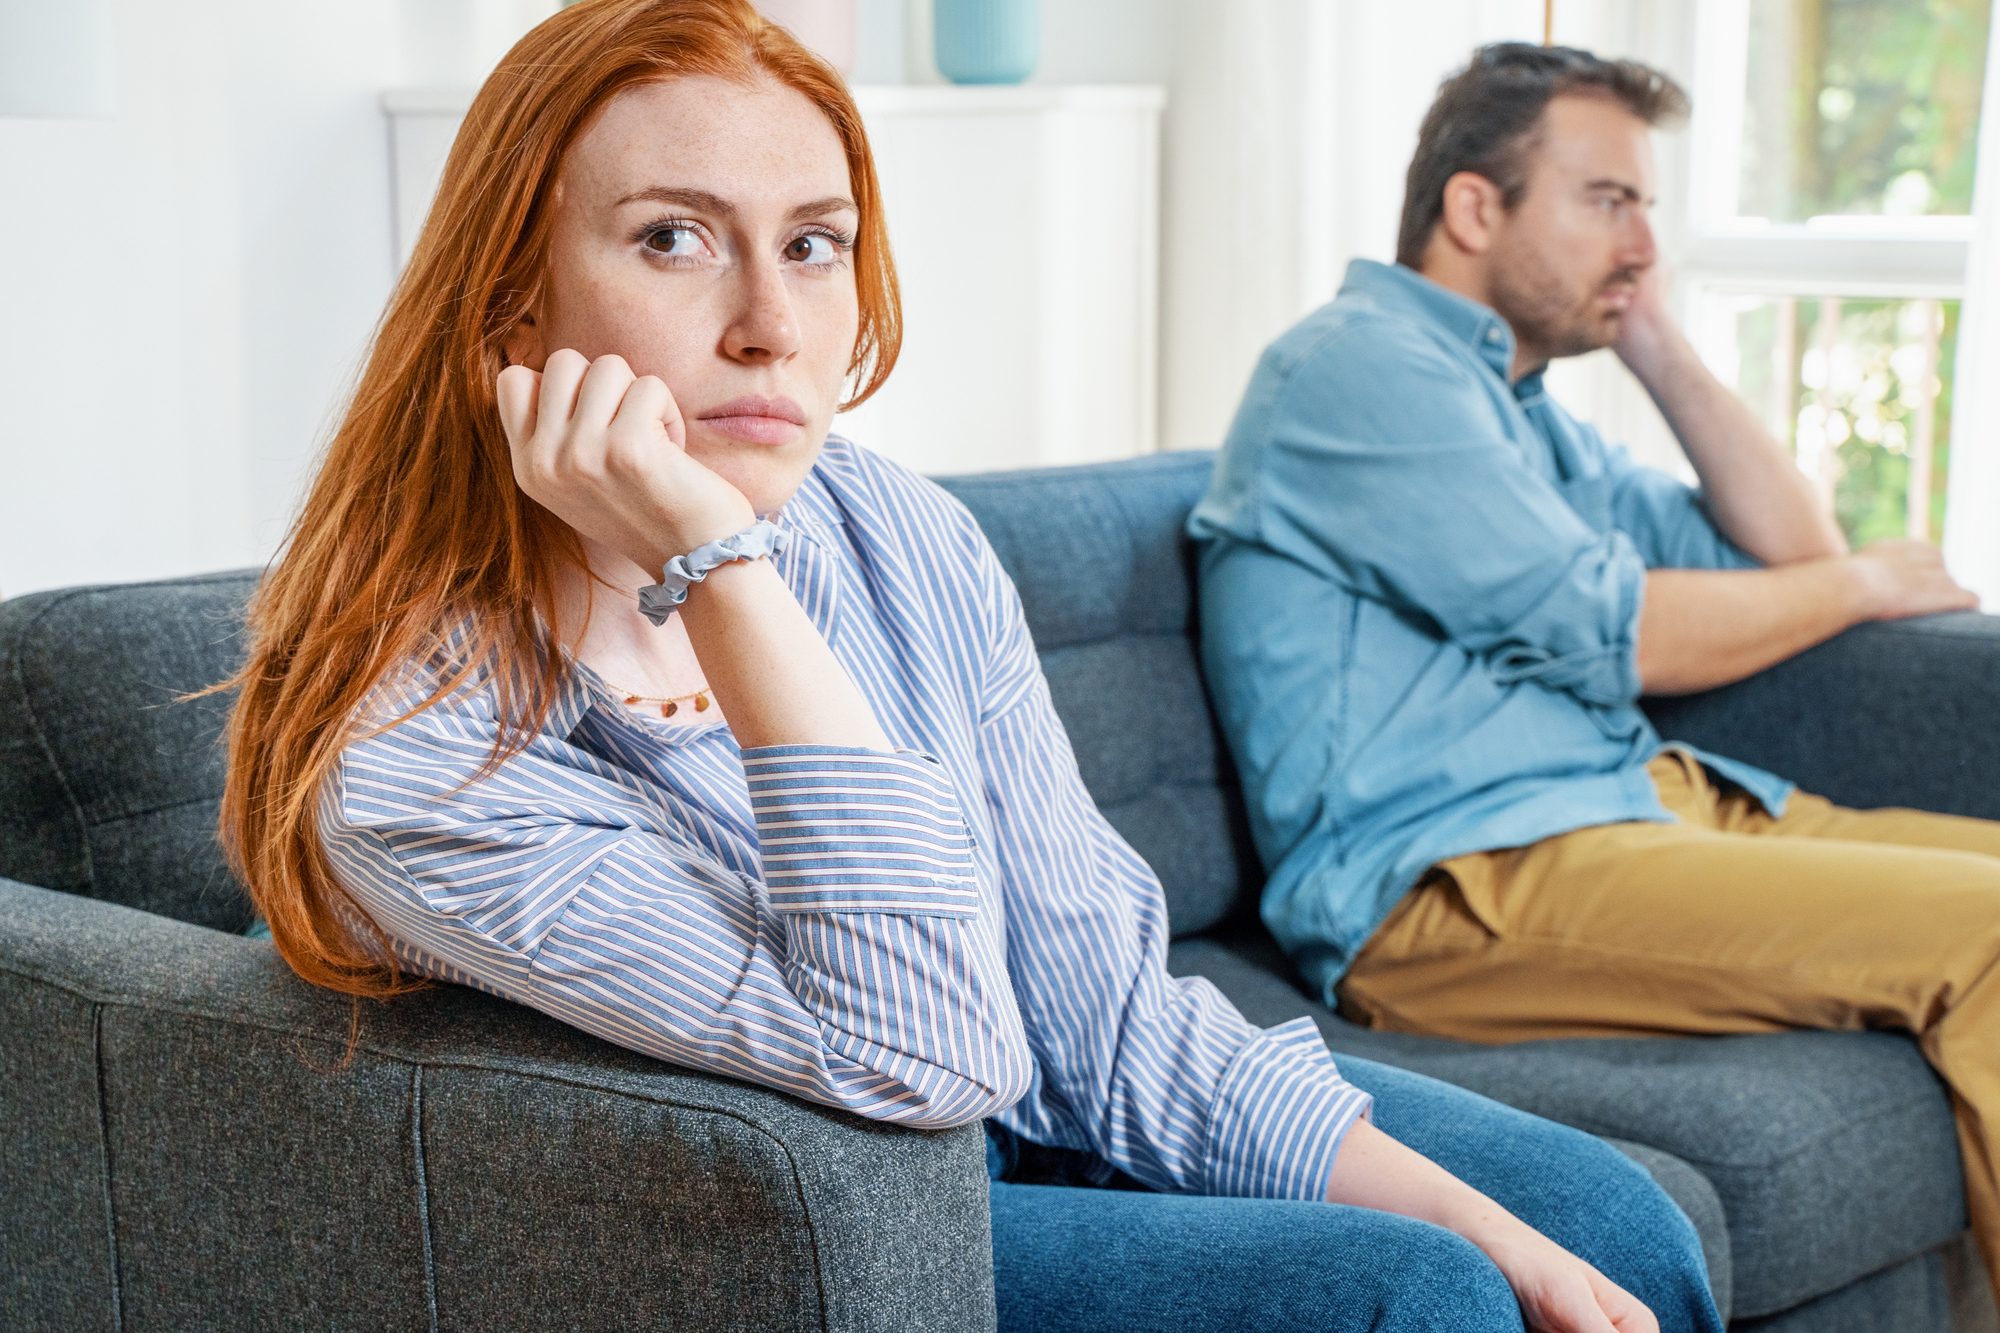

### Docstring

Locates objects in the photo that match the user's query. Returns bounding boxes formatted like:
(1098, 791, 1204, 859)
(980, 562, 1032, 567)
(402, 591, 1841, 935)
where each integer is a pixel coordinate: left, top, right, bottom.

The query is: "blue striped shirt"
(320, 435, 1370, 1200)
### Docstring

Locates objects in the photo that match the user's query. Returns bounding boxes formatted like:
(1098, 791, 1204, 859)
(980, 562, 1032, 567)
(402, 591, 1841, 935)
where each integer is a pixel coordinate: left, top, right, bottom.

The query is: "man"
(1188, 40, 2000, 1300)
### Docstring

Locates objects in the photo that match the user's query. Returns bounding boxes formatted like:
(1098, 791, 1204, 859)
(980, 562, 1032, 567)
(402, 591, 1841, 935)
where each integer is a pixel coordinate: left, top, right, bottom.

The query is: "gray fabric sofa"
(3, 449, 1995, 1330)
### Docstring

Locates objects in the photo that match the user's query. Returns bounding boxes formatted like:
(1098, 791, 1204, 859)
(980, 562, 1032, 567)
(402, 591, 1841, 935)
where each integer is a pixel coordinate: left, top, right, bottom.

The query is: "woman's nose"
(723, 256, 802, 365)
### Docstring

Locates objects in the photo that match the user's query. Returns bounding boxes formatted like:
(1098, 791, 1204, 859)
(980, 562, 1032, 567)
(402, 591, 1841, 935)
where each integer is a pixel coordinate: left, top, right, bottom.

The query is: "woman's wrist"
(634, 501, 760, 579)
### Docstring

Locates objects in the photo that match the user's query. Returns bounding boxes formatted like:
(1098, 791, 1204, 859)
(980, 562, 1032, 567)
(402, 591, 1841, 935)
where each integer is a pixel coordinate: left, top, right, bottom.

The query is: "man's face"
(1486, 93, 1659, 363)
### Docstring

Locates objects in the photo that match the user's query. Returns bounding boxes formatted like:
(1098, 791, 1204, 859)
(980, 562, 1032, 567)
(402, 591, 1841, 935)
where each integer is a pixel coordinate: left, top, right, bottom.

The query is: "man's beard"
(1488, 244, 1635, 364)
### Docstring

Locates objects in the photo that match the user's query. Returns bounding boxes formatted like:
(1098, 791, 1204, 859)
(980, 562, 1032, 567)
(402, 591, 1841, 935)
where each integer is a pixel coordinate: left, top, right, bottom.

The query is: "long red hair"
(218, 0, 900, 998)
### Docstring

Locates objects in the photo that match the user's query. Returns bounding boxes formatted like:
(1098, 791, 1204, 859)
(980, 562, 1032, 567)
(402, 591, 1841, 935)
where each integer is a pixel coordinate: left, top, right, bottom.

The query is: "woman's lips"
(695, 395, 808, 445)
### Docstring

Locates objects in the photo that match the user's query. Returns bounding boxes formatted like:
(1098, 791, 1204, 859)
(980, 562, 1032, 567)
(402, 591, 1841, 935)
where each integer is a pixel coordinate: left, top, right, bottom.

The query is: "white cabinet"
(381, 82, 1164, 475)
(842, 85, 1163, 475)
(382, 88, 473, 270)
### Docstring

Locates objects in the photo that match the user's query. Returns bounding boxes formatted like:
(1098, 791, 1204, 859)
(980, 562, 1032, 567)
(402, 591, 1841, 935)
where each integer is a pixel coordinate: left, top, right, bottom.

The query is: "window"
(1683, 0, 1996, 559)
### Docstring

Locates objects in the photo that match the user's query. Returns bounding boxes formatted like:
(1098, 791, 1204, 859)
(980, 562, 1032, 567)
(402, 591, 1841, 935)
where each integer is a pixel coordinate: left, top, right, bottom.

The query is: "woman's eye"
(644, 226, 703, 257)
(785, 233, 838, 265)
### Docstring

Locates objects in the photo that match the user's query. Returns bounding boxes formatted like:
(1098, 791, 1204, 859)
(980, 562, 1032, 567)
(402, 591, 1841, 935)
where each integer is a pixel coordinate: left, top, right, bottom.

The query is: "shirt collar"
(1339, 258, 1518, 383)
(771, 437, 852, 554)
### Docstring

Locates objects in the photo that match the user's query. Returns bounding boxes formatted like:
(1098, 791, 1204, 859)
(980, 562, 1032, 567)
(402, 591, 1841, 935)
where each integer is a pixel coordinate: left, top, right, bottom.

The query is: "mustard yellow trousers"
(1339, 751, 2000, 1304)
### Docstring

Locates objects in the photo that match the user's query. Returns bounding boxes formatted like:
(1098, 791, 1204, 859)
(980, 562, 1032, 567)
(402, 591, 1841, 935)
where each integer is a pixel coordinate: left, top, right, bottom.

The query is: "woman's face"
(508, 72, 862, 518)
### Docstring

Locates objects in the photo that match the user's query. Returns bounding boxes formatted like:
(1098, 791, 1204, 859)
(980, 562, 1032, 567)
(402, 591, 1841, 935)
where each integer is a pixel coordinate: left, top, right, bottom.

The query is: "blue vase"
(934, 0, 1039, 86)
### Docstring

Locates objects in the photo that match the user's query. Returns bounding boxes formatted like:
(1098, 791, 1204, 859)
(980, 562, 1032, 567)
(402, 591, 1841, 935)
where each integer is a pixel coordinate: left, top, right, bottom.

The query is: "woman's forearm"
(1328, 1119, 1657, 1332)
(676, 557, 892, 750)
(1326, 1118, 1511, 1233)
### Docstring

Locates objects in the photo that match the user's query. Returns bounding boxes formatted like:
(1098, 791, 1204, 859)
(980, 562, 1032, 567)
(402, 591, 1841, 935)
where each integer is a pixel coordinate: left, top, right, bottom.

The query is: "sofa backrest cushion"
(937, 451, 1258, 939)
(0, 571, 258, 931)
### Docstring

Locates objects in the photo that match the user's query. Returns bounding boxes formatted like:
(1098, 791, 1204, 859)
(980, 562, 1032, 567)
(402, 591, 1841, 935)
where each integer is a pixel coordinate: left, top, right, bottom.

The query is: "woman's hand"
(496, 349, 756, 575)
(1327, 1120, 1659, 1333)
(1465, 1215, 1658, 1333)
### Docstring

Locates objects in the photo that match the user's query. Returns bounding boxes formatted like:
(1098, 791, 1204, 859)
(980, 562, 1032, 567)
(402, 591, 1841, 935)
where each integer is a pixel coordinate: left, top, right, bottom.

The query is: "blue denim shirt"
(1188, 259, 1794, 1004)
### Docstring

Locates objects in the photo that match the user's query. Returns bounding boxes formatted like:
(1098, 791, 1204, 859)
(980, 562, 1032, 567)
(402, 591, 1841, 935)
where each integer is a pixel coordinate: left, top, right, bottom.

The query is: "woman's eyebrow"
(615, 185, 734, 213)
(788, 195, 857, 221)
(610, 186, 857, 222)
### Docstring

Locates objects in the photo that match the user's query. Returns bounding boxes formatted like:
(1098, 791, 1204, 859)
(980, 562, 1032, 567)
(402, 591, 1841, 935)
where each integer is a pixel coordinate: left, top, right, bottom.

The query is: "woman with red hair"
(221, 3, 1718, 1329)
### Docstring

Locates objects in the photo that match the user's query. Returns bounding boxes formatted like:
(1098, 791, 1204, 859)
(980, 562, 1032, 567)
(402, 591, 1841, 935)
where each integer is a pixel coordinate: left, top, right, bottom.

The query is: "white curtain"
(1943, 13, 2000, 608)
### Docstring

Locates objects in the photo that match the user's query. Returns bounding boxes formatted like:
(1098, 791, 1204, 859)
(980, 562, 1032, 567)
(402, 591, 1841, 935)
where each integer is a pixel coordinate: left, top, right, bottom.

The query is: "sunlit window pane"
(1698, 293, 1957, 542)
(1740, 0, 1991, 221)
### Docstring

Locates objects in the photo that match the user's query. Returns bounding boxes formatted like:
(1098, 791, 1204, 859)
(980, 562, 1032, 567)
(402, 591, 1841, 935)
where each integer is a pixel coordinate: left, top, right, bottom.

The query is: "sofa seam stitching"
(62, 980, 846, 1320)
(7, 590, 99, 893)
(412, 1064, 439, 1333)
(761, 1124, 835, 1331)
(73, 794, 228, 829)
(92, 1002, 125, 1333)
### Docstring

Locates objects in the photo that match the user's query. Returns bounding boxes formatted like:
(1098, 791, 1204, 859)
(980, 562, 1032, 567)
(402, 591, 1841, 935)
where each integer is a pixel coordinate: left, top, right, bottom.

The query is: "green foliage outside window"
(1726, 0, 1985, 546)
(1743, 0, 1990, 220)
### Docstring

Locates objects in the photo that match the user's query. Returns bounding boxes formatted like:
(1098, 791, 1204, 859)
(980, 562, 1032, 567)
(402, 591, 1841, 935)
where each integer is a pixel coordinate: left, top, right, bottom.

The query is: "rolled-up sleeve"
(1205, 1018, 1373, 1199)
(1252, 321, 1648, 708)
(323, 722, 1030, 1128)
(751, 746, 980, 915)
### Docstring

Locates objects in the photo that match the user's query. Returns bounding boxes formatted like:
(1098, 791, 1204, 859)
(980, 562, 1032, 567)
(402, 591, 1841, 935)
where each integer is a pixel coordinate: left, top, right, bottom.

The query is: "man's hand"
(1605, 258, 1848, 568)
(1851, 540, 1981, 620)
(1608, 256, 1678, 376)
(1640, 546, 1978, 695)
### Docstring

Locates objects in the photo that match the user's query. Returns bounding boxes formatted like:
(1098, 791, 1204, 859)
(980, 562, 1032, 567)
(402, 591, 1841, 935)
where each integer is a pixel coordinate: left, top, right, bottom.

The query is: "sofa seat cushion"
(1169, 934, 1966, 1320)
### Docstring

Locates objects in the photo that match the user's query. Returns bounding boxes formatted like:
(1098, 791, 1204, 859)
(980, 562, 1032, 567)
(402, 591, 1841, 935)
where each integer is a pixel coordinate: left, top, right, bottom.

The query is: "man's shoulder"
(1260, 288, 1477, 390)
(1230, 293, 1503, 457)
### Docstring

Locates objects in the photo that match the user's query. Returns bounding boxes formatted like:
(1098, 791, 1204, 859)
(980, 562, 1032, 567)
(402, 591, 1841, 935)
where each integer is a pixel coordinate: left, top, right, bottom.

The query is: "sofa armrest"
(0, 878, 995, 1333)
(1643, 612, 2000, 819)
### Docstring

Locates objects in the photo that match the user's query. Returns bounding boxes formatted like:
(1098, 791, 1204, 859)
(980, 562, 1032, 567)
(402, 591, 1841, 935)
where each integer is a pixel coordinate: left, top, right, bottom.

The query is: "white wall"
(1, 1, 397, 598)
(0, 0, 564, 600)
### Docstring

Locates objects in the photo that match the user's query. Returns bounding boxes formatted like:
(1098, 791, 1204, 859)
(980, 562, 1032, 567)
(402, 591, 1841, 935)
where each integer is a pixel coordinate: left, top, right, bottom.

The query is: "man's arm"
(1637, 545, 1977, 695)
(1612, 266, 1845, 566)
(1608, 266, 1977, 694)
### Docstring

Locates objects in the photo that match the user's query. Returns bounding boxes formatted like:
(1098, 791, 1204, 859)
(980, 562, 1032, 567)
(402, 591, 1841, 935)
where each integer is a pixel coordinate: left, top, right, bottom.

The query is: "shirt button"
(1486, 327, 1503, 342)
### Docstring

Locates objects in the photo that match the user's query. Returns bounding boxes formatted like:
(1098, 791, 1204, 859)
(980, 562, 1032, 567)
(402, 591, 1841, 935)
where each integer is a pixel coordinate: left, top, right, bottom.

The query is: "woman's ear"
(503, 312, 547, 372)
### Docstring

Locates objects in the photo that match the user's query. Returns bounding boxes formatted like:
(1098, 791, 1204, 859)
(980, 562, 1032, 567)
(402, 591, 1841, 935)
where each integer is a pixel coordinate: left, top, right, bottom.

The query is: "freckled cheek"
(796, 292, 861, 392)
(580, 277, 723, 382)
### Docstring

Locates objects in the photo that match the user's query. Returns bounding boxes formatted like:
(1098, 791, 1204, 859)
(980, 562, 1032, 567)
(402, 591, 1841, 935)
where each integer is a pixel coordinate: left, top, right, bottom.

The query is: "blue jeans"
(988, 1054, 1723, 1333)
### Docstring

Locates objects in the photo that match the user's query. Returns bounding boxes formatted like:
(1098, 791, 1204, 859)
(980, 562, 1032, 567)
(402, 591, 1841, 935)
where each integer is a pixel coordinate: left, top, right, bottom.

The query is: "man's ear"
(502, 310, 546, 371)
(1437, 171, 1507, 257)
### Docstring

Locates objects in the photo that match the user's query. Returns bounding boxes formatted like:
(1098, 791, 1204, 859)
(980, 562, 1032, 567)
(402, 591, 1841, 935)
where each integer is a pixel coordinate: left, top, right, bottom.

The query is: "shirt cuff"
(743, 746, 980, 916)
(1202, 1016, 1372, 1200)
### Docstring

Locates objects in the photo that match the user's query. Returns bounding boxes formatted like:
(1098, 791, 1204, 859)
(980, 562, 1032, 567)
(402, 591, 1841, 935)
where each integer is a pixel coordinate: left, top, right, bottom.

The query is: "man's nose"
(1621, 209, 1658, 269)
(723, 255, 802, 365)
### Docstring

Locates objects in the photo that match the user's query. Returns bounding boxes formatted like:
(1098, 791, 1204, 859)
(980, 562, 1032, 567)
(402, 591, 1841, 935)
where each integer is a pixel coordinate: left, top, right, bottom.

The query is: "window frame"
(1674, 0, 2000, 597)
